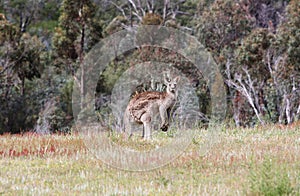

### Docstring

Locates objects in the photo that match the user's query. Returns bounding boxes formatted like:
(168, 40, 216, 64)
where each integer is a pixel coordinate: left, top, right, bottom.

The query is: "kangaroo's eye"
(174, 84, 176, 87)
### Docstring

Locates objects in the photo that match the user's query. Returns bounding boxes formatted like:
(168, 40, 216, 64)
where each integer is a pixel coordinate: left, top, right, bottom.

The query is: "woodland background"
(0, 0, 299, 134)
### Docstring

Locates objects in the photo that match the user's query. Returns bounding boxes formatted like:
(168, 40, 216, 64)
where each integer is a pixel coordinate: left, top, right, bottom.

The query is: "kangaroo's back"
(126, 91, 167, 123)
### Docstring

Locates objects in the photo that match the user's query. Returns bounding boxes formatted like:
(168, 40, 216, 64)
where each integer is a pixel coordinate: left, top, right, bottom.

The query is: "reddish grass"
(0, 132, 86, 158)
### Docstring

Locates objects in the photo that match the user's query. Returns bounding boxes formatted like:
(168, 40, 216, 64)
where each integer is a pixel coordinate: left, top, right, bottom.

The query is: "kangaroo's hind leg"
(141, 113, 152, 140)
(123, 109, 133, 139)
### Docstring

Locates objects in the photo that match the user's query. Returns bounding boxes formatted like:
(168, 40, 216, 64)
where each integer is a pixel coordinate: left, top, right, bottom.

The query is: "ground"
(0, 124, 299, 195)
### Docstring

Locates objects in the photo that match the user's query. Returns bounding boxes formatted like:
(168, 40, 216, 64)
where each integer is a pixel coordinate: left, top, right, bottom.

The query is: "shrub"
(248, 158, 294, 195)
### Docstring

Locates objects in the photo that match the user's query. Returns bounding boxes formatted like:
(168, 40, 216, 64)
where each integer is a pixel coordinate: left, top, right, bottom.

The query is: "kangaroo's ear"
(164, 74, 171, 84)
(174, 76, 180, 83)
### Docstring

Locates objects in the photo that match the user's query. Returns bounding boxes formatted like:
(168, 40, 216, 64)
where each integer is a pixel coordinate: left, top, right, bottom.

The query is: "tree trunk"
(21, 76, 25, 96)
(79, 7, 86, 110)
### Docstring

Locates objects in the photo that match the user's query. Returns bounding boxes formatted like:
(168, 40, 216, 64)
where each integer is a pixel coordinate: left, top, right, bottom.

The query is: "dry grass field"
(0, 124, 300, 195)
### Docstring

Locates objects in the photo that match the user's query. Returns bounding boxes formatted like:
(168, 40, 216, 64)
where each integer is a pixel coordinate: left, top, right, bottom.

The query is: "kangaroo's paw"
(161, 124, 169, 132)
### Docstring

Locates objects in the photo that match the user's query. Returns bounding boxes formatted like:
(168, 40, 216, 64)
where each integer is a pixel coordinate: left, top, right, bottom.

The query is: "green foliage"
(175, 0, 198, 27)
(34, 72, 74, 134)
(52, 26, 77, 60)
(97, 61, 130, 94)
(1, 0, 300, 132)
(0, 18, 44, 81)
(52, 0, 103, 62)
(235, 28, 274, 81)
(196, 0, 254, 55)
(249, 158, 294, 195)
(0, 18, 45, 95)
(197, 0, 215, 14)
(30, 20, 58, 33)
(0, 4, 3, 13)
(0, 16, 20, 44)
(16, 33, 45, 79)
(219, 0, 299, 126)
(276, 0, 300, 71)
(38, 0, 61, 21)
(59, 79, 73, 117)
(0, 15, 72, 133)
(48, 74, 74, 132)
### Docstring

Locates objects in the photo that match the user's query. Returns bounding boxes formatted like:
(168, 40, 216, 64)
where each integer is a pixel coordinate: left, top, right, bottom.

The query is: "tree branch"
(225, 61, 264, 124)
(109, 1, 128, 20)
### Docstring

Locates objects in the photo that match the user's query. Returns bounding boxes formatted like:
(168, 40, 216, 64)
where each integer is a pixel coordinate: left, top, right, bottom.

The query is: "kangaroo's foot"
(161, 123, 169, 132)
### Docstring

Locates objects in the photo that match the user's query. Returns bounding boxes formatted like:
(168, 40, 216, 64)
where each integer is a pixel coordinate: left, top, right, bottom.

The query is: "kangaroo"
(124, 75, 180, 140)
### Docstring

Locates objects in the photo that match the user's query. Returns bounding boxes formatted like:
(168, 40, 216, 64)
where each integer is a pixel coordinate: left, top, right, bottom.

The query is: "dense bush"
(0, 0, 299, 133)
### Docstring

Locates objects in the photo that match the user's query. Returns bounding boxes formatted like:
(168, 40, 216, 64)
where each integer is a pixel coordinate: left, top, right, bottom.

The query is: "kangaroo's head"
(164, 75, 180, 94)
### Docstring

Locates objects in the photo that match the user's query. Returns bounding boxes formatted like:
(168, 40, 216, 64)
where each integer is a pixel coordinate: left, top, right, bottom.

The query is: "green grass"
(0, 124, 299, 195)
(249, 157, 295, 195)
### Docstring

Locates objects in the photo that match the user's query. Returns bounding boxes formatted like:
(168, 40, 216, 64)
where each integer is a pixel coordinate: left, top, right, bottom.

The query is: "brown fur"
(128, 91, 167, 123)
(124, 76, 180, 140)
